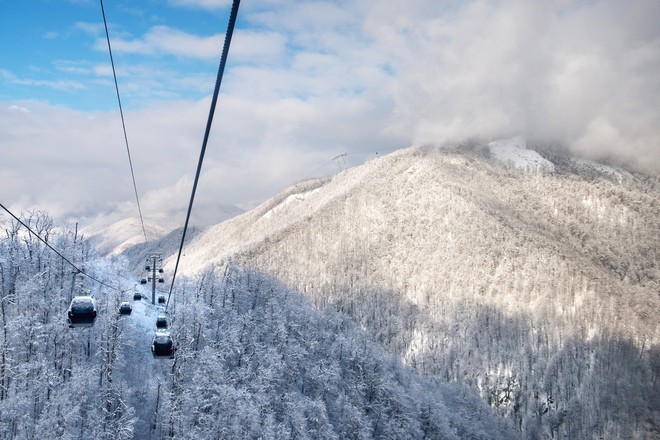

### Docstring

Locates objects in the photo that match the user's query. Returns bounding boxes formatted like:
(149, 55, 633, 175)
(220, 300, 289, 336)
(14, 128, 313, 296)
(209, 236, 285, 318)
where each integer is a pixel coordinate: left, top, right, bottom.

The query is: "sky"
(1, 0, 659, 231)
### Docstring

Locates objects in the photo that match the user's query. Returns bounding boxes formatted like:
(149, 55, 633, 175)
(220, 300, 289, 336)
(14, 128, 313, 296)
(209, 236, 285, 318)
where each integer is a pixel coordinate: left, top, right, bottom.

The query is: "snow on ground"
(116, 284, 173, 439)
(572, 157, 631, 182)
(488, 136, 555, 172)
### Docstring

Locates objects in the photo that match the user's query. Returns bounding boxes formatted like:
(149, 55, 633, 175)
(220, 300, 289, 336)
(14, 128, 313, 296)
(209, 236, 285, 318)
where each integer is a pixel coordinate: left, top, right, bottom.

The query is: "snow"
(3, 144, 658, 439)
(259, 187, 322, 222)
(572, 157, 631, 182)
(116, 284, 173, 438)
(488, 136, 555, 172)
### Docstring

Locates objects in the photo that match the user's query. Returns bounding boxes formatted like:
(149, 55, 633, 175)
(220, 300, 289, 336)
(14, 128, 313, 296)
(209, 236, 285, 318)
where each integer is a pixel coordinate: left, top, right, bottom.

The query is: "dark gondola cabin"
(133, 292, 142, 301)
(68, 296, 97, 328)
(156, 314, 168, 329)
(119, 301, 132, 315)
(158, 295, 166, 304)
(152, 331, 174, 358)
(140, 278, 147, 285)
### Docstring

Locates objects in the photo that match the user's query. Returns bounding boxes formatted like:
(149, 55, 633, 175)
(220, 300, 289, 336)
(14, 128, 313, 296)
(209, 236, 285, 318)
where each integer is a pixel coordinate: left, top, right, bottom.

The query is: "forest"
(159, 146, 659, 439)
(2, 146, 658, 439)
(0, 210, 515, 439)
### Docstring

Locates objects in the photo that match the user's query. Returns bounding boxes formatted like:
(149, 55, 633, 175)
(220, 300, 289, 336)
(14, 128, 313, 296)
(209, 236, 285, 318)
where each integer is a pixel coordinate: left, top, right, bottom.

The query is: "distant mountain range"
(84, 205, 244, 256)
(113, 138, 659, 438)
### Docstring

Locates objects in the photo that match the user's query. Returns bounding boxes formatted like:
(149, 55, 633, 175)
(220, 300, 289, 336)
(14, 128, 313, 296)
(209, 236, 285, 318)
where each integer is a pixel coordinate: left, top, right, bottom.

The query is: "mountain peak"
(487, 136, 555, 172)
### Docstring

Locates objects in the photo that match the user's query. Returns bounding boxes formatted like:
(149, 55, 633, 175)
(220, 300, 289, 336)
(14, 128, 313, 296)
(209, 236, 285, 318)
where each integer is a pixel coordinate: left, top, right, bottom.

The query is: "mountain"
(0, 210, 516, 439)
(153, 138, 659, 438)
(84, 204, 244, 257)
(84, 216, 173, 256)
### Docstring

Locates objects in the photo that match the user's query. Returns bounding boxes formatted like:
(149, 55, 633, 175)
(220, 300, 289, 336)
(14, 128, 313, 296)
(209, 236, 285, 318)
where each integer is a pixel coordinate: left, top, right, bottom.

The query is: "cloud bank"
(362, 0, 660, 170)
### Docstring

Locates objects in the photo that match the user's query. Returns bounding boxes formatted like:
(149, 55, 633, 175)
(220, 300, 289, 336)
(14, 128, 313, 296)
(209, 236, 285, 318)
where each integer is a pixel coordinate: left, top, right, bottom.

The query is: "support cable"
(0, 202, 123, 293)
(166, 0, 241, 310)
(99, 0, 149, 244)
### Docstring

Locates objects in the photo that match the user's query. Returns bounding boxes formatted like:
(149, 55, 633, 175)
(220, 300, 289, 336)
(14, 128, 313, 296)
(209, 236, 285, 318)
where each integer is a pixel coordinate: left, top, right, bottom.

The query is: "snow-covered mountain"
(0, 210, 517, 440)
(138, 139, 659, 439)
(3, 138, 657, 439)
(84, 204, 244, 256)
(84, 216, 173, 256)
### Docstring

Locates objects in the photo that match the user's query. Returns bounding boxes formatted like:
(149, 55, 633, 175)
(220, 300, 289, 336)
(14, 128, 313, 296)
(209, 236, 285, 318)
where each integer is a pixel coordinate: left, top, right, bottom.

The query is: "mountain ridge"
(111, 139, 659, 437)
(146, 141, 659, 438)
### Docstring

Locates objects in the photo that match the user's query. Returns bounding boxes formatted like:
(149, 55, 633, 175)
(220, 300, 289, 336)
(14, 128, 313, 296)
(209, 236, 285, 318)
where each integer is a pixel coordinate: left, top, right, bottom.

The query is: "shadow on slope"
(150, 264, 518, 440)
(309, 280, 659, 439)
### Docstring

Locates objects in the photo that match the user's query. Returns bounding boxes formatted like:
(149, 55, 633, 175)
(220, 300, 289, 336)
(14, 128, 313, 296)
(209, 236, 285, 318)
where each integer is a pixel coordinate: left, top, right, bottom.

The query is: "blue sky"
(1, 0, 659, 230)
(2, 1, 244, 110)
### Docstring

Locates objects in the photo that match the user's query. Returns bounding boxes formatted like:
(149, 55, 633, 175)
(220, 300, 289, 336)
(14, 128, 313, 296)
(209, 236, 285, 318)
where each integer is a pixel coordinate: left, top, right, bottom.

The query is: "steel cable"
(166, 0, 241, 310)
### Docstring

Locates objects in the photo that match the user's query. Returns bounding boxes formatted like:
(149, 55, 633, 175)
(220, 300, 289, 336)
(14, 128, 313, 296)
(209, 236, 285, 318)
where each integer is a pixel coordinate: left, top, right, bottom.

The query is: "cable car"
(140, 278, 147, 285)
(156, 314, 168, 329)
(152, 331, 174, 358)
(158, 278, 164, 284)
(119, 301, 132, 315)
(145, 265, 151, 271)
(158, 268, 164, 274)
(133, 292, 142, 301)
(68, 296, 97, 328)
(158, 295, 166, 304)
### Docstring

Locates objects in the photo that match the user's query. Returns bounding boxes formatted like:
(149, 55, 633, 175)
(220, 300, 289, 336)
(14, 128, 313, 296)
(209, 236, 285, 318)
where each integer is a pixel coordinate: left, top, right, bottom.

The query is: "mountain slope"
(165, 143, 659, 438)
(84, 204, 244, 257)
(0, 208, 516, 440)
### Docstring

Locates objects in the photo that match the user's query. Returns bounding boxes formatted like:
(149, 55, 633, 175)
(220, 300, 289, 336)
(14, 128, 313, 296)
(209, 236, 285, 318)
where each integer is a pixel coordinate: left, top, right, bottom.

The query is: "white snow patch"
(260, 187, 322, 222)
(488, 136, 555, 172)
(572, 158, 630, 183)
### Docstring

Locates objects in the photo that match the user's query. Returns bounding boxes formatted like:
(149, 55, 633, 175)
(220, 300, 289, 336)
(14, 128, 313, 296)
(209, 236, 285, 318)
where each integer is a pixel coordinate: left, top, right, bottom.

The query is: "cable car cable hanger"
(0, 202, 123, 293)
(99, 0, 149, 244)
(165, 0, 241, 311)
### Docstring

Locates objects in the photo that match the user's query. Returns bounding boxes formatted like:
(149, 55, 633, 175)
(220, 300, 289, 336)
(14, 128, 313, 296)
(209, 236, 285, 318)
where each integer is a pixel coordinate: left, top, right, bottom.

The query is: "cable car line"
(99, 0, 149, 244)
(0, 202, 123, 293)
(165, 0, 241, 311)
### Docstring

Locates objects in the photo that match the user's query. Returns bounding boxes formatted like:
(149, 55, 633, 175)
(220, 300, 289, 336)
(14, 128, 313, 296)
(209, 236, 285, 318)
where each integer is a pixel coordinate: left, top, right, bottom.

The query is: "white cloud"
(2, 0, 659, 228)
(230, 30, 287, 63)
(168, 0, 232, 9)
(8, 104, 30, 113)
(75, 21, 104, 36)
(13, 76, 87, 92)
(103, 26, 224, 59)
(361, 0, 660, 171)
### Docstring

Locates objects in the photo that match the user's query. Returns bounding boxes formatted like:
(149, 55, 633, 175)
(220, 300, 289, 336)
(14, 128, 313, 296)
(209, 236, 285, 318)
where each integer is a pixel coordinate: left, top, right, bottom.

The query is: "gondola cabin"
(140, 278, 147, 285)
(133, 292, 142, 301)
(158, 295, 166, 304)
(68, 296, 97, 328)
(152, 331, 174, 358)
(156, 314, 168, 329)
(119, 301, 132, 315)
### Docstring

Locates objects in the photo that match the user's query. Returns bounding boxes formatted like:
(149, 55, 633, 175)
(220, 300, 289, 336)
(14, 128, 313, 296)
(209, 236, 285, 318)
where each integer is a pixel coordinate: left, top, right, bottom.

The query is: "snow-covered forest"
(2, 143, 658, 439)
(0, 210, 516, 439)
(130, 143, 657, 439)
